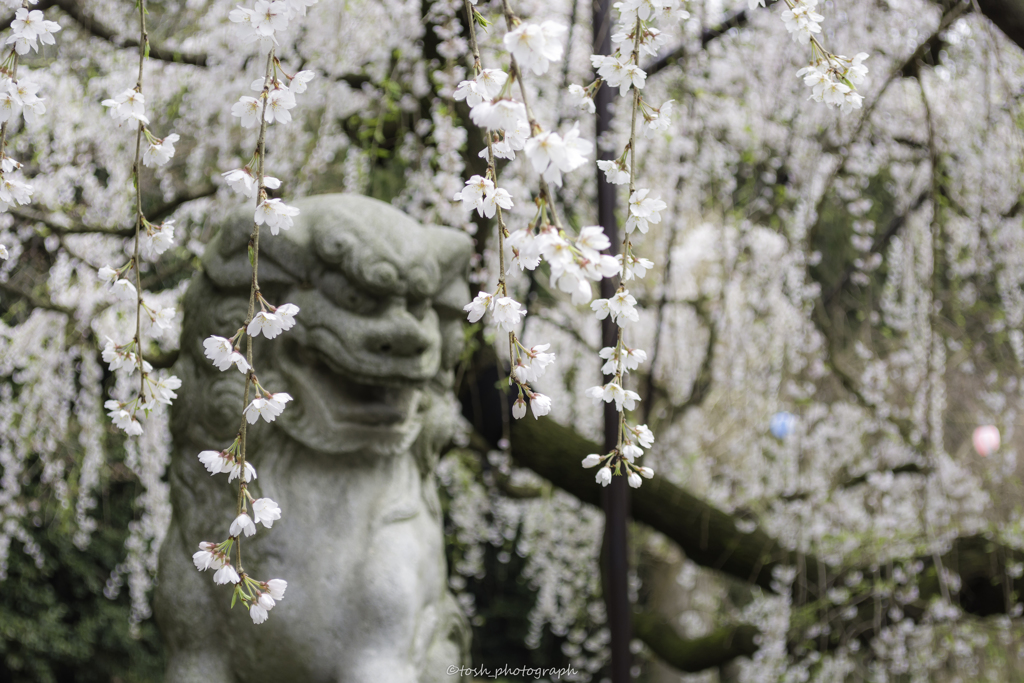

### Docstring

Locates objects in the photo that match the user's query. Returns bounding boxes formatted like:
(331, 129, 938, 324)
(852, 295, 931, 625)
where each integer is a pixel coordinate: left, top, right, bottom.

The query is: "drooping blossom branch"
(0, 1, 59, 261)
(749, 0, 869, 111)
(581, 1, 686, 488)
(96, 0, 181, 437)
(191, 0, 317, 625)
(457, 0, 611, 425)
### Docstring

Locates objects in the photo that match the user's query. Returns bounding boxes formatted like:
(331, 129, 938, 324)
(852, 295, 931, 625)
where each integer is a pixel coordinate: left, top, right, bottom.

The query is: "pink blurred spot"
(973, 425, 1000, 457)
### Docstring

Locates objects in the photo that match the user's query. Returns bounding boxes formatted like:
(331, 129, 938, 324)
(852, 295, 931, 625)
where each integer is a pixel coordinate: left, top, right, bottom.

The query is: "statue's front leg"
(156, 520, 235, 683)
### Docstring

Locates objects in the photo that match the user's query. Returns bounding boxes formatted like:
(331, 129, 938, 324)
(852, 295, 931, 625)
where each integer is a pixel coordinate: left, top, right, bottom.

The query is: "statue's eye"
(320, 271, 378, 315)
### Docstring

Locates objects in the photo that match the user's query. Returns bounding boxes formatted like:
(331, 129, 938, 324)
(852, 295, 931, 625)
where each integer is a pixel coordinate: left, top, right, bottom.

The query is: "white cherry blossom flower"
(0, 175, 33, 206)
(619, 253, 654, 280)
(644, 100, 673, 138)
(228, 460, 257, 483)
(248, 310, 285, 339)
(638, 466, 654, 479)
(463, 291, 493, 323)
(454, 69, 507, 107)
(492, 297, 525, 332)
(597, 159, 630, 185)
(104, 400, 143, 436)
(596, 466, 612, 486)
(193, 542, 225, 571)
(276, 303, 299, 332)
(213, 564, 241, 585)
(503, 21, 566, 75)
(250, 603, 269, 624)
(512, 397, 527, 419)
(567, 84, 595, 113)
(150, 306, 176, 331)
(267, 579, 287, 600)
(506, 229, 542, 271)
(591, 55, 642, 97)
(244, 392, 293, 424)
(469, 99, 527, 131)
(252, 498, 282, 527)
(112, 278, 137, 301)
(142, 219, 175, 258)
(529, 392, 552, 418)
(454, 175, 492, 214)
(585, 382, 641, 412)
(146, 374, 181, 406)
(257, 592, 276, 612)
(634, 424, 655, 448)
(622, 440, 643, 462)
(289, 69, 316, 93)
(142, 133, 179, 167)
(266, 87, 296, 124)
(231, 96, 262, 128)
(524, 123, 592, 187)
(781, 0, 824, 44)
(204, 335, 250, 373)
(582, 454, 603, 468)
(608, 289, 639, 324)
(627, 471, 642, 488)
(222, 167, 282, 198)
(198, 449, 233, 475)
(102, 89, 148, 125)
(453, 79, 485, 107)
(255, 198, 300, 235)
(481, 186, 513, 218)
(8, 9, 60, 54)
(523, 344, 555, 381)
(253, 0, 290, 35)
(0, 244, 7, 260)
(98, 266, 118, 285)
(623, 346, 647, 370)
(230, 512, 257, 538)
(625, 189, 667, 234)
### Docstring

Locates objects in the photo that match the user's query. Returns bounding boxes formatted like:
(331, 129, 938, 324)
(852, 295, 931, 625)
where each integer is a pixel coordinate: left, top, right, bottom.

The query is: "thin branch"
(49, 0, 208, 66)
(9, 185, 217, 238)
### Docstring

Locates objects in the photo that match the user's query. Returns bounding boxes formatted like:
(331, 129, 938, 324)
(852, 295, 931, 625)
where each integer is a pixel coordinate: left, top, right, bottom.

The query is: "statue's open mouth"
(291, 343, 420, 426)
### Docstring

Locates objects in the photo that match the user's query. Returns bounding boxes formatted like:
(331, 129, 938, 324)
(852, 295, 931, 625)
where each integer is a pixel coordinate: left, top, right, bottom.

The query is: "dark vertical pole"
(593, 1, 632, 680)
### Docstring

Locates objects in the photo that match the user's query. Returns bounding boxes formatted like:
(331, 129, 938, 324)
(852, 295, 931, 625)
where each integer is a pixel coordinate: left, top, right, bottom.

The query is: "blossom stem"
(131, 0, 150, 406)
(236, 48, 277, 574)
(499, 0, 566, 234)
(613, 17, 644, 451)
(463, 1, 517, 406)
(0, 2, 28, 164)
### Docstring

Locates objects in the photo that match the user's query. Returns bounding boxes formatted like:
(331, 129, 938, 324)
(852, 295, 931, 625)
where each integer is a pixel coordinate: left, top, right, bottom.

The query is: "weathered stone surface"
(155, 194, 473, 682)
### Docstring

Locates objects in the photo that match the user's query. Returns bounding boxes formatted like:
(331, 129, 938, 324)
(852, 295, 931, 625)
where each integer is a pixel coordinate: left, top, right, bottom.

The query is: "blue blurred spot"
(770, 411, 796, 439)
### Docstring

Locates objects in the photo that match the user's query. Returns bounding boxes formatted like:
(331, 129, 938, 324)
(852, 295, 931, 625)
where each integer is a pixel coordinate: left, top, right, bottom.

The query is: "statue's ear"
(202, 202, 317, 291)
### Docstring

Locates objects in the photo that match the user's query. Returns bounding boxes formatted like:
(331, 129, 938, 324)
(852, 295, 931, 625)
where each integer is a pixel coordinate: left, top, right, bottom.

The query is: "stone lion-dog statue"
(155, 194, 473, 682)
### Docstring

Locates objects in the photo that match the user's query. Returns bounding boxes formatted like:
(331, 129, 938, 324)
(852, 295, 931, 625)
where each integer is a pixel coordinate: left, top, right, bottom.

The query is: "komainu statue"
(155, 194, 474, 682)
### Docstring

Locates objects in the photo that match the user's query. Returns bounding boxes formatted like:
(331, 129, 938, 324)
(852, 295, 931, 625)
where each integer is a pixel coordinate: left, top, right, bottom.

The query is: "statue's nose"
(365, 298, 433, 358)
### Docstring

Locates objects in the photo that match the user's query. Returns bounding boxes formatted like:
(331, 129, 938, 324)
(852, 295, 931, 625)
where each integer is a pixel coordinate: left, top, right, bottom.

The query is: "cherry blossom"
(203, 336, 250, 373)
(255, 198, 300, 234)
(502, 21, 566, 75)
(143, 133, 179, 168)
(252, 498, 282, 528)
(463, 291, 494, 323)
(244, 392, 293, 424)
(101, 89, 147, 124)
(198, 450, 233, 475)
